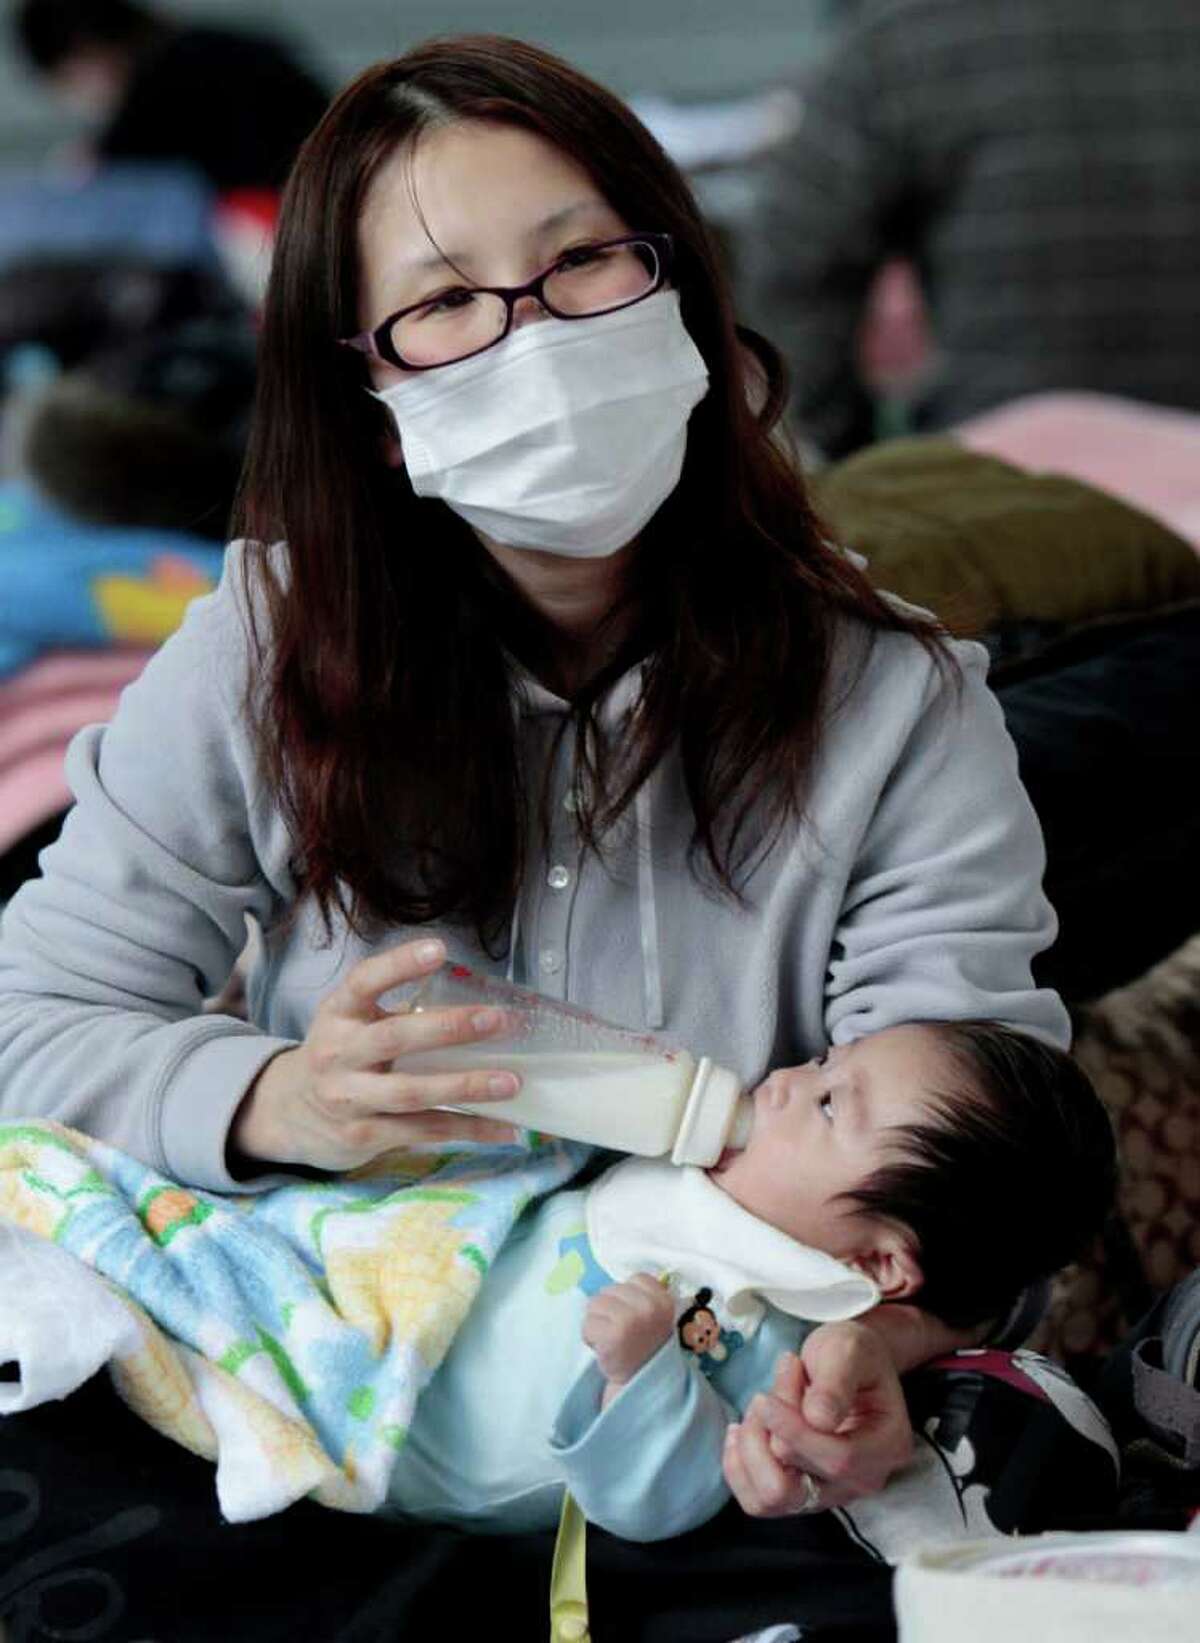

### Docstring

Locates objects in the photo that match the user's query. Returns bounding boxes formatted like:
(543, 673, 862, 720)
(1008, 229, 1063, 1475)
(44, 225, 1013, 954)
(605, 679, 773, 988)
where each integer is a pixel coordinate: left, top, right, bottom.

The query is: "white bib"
(586, 1155, 879, 1336)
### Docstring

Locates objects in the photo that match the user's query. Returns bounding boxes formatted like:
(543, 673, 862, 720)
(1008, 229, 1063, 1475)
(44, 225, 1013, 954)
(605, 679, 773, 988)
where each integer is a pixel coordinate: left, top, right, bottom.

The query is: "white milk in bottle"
(390, 966, 750, 1165)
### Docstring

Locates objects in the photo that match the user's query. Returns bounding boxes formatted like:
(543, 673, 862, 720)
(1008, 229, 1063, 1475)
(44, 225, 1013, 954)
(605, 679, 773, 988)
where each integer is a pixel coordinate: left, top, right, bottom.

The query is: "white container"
(895, 1533, 1200, 1643)
(392, 966, 749, 1166)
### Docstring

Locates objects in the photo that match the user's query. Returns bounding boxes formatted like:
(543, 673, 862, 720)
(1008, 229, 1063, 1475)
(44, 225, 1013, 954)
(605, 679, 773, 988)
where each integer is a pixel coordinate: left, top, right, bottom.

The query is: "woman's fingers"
(331, 1066, 520, 1114)
(770, 1349, 808, 1409)
(365, 1108, 519, 1147)
(724, 1420, 783, 1511)
(748, 1388, 911, 1495)
(329, 1106, 520, 1162)
(800, 1321, 911, 1442)
(724, 1421, 826, 1518)
(329, 937, 447, 1019)
(801, 1321, 886, 1427)
(357, 1001, 516, 1067)
(748, 1394, 859, 1481)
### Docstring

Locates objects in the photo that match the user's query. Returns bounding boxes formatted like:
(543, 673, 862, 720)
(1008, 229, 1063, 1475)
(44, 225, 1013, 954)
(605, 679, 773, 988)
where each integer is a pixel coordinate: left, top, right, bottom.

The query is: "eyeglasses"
(340, 232, 673, 372)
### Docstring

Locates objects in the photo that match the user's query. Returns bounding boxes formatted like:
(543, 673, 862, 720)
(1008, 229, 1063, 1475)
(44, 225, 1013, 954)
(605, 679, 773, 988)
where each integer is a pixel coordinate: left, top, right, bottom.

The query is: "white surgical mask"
(371, 290, 710, 557)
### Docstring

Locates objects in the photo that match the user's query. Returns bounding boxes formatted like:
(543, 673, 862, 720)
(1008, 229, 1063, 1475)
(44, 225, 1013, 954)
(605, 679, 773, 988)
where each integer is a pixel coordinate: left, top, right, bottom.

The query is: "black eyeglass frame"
(339, 231, 674, 372)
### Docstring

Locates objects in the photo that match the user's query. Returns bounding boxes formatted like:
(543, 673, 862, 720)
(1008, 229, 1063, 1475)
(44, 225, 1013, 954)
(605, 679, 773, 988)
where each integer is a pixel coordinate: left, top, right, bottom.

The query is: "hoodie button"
(539, 947, 562, 975)
(547, 865, 570, 891)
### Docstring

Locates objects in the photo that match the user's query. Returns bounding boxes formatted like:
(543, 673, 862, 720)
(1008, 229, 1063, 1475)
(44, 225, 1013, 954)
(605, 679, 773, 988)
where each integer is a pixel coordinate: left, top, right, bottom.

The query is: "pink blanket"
(956, 393, 1200, 554)
(0, 649, 150, 857)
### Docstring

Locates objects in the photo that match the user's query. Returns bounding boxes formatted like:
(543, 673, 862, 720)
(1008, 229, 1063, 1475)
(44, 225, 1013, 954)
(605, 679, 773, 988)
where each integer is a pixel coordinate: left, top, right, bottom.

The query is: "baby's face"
(711, 1024, 950, 1259)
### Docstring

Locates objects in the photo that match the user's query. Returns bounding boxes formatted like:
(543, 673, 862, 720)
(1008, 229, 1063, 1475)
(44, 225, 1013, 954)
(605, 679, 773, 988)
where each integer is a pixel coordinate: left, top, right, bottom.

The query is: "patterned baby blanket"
(0, 1119, 585, 1520)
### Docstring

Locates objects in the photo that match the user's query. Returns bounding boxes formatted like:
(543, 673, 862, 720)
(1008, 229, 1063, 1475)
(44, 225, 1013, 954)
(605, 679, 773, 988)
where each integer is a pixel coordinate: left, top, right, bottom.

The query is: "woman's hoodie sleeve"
(0, 543, 299, 1190)
(823, 633, 1071, 1051)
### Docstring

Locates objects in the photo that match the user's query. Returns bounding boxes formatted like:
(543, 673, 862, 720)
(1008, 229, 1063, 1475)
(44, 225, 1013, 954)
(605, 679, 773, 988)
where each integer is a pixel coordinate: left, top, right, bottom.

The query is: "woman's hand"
(853, 1300, 986, 1372)
(722, 1321, 913, 1517)
(229, 938, 521, 1174)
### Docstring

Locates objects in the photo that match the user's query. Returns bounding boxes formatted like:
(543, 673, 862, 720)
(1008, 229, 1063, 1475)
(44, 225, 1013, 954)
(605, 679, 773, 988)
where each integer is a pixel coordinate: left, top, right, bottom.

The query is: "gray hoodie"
(0, 544, 1068, 1191)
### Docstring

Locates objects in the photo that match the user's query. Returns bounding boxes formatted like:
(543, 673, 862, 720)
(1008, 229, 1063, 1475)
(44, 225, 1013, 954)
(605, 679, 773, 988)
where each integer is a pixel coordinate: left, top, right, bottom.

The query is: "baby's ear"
(380, 431, 405, 470)
(848, 1228, 923, 1302)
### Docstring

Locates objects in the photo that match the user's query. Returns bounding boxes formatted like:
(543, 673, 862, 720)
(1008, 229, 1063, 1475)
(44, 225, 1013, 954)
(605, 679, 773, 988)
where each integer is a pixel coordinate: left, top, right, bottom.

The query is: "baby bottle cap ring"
(671, 1057, 743, 1167)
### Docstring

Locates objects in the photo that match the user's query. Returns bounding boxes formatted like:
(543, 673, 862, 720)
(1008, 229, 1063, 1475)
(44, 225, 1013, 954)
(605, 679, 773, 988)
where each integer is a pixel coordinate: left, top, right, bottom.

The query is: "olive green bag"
(811, 438, 1200, 637)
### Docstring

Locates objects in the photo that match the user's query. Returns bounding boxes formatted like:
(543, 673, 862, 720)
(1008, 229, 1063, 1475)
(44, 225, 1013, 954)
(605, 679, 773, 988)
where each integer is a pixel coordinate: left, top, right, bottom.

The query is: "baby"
(381, 1019, 1116, 1542)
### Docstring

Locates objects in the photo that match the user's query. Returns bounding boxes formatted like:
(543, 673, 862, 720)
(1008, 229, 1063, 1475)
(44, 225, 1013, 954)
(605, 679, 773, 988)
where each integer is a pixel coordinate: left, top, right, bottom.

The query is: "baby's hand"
(583, 1273, 676, 1387)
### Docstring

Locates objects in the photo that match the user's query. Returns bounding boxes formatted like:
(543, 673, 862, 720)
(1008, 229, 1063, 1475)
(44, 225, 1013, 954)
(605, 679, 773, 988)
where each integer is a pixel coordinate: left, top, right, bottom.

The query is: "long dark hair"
(235, 35, 949, 950)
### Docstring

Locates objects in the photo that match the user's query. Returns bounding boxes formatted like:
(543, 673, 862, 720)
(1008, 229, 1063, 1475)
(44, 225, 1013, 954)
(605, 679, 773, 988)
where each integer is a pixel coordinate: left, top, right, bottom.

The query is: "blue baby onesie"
(382, 1159, 877, 1542)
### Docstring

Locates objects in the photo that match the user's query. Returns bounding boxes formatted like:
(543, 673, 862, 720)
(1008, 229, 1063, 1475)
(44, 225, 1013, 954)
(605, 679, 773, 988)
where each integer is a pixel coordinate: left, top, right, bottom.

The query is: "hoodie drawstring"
(505, 899, 520, 986)
(507, 681, 526, 986)
(635, 775, 665, 1030)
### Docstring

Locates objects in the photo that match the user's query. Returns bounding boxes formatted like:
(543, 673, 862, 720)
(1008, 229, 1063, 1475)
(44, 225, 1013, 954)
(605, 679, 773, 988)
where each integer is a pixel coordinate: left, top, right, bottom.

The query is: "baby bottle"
(392, 965, 752, 1166)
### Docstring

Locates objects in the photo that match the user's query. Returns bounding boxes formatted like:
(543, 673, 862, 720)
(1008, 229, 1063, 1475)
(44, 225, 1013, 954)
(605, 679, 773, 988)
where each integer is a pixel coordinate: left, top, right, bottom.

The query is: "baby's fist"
(582, 1273, 676, 1385)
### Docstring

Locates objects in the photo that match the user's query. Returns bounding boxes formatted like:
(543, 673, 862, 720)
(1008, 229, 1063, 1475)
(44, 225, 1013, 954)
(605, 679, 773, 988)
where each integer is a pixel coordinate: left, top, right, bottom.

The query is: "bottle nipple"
(670, 1058, 746, 1167)
(727, 1096, 754, 1150)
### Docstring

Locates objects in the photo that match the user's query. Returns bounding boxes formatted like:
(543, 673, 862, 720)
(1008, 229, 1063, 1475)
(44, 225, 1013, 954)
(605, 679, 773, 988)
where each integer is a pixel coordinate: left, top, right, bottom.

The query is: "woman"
(0, 35, 1068, 1632)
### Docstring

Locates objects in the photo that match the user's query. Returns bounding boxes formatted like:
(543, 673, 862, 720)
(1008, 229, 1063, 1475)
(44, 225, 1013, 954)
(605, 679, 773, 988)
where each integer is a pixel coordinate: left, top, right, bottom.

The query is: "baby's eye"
(818, 1091, 835, 1122)
(812, 1048, 830, 1068)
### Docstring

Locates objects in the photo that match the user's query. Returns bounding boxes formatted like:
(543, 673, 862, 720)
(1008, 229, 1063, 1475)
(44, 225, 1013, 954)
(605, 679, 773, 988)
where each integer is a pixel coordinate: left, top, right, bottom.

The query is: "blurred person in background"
(745, 0, 1200, 458)
(10, 0, 329, 191)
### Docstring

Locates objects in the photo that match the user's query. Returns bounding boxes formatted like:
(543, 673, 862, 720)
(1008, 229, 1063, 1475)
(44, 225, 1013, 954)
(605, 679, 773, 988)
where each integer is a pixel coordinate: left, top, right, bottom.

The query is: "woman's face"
(356, 119, 632, 394)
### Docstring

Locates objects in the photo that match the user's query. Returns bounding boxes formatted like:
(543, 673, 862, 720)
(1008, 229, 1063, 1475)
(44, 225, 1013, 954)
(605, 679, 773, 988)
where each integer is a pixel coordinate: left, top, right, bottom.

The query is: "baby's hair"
(841, 1021, 1118, 1329)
